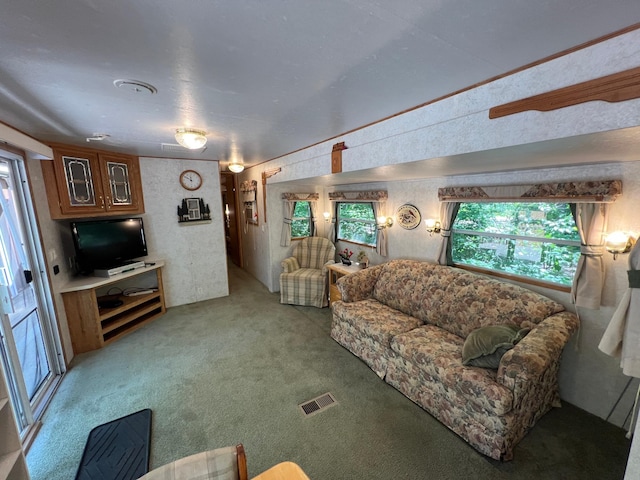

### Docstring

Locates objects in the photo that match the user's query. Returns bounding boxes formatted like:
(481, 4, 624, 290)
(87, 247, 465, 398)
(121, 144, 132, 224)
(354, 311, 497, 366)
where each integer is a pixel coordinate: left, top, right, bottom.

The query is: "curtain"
(436, 202, 460, 265)
(280, 199, 295, 247)
(372, 201, 388, 257)
(309, 200, 319, 237)
(571, 203, 608, 309)
(328, 200, 337, 242)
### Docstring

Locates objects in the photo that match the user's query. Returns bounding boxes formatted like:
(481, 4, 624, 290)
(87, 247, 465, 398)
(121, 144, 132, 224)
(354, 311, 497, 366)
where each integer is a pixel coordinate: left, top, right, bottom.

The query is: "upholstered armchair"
(280, 236, 336, 308)
(139, 444, 247, 480)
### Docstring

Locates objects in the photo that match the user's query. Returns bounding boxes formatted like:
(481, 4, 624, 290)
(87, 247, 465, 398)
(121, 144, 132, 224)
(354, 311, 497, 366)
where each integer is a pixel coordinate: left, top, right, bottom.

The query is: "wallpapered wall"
(242, 28, 640, 430)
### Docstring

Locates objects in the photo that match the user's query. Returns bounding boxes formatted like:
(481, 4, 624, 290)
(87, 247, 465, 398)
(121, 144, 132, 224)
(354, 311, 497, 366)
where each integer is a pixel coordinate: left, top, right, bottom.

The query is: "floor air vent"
(299, 392, 337, 417)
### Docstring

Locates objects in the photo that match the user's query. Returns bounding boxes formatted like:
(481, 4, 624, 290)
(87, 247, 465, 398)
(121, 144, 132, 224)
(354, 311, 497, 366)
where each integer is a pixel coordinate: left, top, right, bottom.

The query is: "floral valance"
(438, 180, 621, 203)
(281, 193, 319, 201)
(328, 190, 388, 201)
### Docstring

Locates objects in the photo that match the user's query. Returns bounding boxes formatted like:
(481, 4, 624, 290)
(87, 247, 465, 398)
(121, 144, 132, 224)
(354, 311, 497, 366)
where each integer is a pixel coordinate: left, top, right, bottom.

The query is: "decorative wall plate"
(396, 204, 421, 230)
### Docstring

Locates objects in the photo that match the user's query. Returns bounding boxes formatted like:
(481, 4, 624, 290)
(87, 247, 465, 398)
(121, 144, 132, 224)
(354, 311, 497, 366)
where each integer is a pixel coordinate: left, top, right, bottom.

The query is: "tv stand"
(61, 260, 166, 353)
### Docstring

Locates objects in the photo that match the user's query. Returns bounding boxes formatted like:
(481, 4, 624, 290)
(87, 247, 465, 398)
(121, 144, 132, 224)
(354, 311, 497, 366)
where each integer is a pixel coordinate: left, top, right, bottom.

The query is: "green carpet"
(27, 264, 631, 479)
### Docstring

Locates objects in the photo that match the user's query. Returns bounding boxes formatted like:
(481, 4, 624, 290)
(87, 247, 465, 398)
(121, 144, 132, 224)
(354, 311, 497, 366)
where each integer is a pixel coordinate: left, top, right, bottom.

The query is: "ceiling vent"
(113, 79, 157, 95)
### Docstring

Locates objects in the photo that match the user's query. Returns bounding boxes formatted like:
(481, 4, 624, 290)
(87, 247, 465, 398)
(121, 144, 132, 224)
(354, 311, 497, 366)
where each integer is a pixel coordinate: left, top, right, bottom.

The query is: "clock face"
(180, 169, 202, 191)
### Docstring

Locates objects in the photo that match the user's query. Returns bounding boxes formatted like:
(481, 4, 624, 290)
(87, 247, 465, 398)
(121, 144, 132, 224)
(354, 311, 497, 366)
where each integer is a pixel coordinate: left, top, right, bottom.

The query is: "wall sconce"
(323, 211, 331, 223)
(377, 216, 394, 229)
(425, 219, 441, 235)
(605, 231, 636, 260)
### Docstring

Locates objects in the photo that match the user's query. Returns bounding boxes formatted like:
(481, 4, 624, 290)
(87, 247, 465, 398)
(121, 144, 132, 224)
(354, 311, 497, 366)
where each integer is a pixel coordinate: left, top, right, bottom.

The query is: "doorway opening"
(221, 172, 243, 268)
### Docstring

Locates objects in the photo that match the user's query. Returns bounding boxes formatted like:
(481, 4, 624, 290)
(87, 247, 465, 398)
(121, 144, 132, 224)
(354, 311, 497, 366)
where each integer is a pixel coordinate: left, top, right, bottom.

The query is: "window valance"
(281, 193, 319, 201)
(438, 180, 622, 203)
(241, 180, 258, 203)
(328, 191, 388, 201)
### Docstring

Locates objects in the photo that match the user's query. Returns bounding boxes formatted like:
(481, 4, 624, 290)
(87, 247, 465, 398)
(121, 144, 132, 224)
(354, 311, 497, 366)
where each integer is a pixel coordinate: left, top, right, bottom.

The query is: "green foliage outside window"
(452, 202, 581, 286)
(337, 202, 377, 246)
(291, 201, 311, 238)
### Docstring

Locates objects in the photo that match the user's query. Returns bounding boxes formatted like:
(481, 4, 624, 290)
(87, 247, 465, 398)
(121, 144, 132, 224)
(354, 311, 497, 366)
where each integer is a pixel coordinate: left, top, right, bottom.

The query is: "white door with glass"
(0, 152, 63, 438)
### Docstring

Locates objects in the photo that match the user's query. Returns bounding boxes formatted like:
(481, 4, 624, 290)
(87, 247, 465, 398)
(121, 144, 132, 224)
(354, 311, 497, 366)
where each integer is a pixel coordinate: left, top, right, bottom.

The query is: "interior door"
(0, 153, 63, 439)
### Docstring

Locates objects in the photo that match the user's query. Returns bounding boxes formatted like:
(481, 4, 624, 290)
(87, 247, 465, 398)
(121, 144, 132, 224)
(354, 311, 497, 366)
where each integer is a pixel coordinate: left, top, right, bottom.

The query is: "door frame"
(0, 145, 65, 448)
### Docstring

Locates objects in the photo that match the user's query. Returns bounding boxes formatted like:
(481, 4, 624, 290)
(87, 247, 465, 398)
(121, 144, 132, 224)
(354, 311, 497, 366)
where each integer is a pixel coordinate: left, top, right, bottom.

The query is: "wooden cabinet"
(0, 366, 30, 480)
(42, 144, 145, 219)
(328, 263, 361, 305)
(60, 262, 166, 354)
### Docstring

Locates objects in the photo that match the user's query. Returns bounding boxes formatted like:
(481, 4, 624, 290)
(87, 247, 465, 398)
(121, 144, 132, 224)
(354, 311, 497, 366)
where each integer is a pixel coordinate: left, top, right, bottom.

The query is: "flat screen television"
(71, 218, 148, 273)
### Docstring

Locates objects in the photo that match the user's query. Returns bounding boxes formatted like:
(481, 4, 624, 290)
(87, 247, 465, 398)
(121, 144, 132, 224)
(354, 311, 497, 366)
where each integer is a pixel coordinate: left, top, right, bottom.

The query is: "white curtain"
(280, 200, 295, 247)
(436, 202, 460, 265)
(328, 201, 337, 242)
(571, 203, 608, 309)
(372, 201, 388, 257)
(309, 200, 319, 237)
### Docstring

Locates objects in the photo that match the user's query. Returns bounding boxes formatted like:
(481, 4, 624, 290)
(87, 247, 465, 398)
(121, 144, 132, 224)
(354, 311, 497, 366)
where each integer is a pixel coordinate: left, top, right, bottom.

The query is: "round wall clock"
(396, 204, 422, 230)
(179, 169, 202, 191)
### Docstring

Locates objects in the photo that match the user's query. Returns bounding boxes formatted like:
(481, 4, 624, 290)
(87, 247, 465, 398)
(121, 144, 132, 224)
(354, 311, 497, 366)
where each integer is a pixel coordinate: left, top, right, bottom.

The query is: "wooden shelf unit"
(328, 263, 362, 305)
(61, 262, 166, 354)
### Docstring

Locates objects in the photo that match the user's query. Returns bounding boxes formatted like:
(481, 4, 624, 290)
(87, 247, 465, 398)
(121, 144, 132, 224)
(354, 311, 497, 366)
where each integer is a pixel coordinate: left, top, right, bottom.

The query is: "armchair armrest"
(322, 260, 334, 275)
(281, 256, 300, 273)
(336, 264, 384, 302)
(497, 311, 579, 409)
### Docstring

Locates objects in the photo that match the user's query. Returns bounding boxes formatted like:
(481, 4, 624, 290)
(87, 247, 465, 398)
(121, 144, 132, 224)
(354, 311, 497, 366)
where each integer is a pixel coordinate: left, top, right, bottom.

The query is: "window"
(291, 201, 312, 238)
(336, 202, 377, 246)
(451, 202, 581, 286)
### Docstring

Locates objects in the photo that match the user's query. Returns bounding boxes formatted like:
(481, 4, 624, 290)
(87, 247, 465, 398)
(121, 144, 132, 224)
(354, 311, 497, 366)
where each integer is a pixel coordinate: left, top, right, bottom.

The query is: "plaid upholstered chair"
(139, 444, 247, 480)
(280, 236, 336, 308)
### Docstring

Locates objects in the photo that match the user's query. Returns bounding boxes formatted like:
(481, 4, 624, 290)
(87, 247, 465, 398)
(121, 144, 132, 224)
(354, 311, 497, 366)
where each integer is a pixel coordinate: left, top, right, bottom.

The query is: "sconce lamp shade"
(323, 211, 331, 222)
(377, 216, 394, 229)
(606, 231, 636, 260)
(425, 219, 441, 234)
(175, 128, 207, 149)
(228, 161, 245, 173)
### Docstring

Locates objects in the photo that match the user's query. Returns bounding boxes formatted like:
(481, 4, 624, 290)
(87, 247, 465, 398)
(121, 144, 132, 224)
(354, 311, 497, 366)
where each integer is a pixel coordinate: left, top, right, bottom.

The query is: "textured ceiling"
(1, 1, 640, 173)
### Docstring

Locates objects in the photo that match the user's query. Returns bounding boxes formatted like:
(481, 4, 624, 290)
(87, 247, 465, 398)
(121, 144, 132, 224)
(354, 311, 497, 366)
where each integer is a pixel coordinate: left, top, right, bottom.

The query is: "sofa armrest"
(336, 264, 384, 302)
(497, 311, 579, 408)
(281, 257, 300, 273)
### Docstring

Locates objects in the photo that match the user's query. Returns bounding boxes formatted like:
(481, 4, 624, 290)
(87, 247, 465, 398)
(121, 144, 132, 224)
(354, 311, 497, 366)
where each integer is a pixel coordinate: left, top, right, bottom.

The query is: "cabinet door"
(99, 153, 144, 213)
(53, 147, 107, 216)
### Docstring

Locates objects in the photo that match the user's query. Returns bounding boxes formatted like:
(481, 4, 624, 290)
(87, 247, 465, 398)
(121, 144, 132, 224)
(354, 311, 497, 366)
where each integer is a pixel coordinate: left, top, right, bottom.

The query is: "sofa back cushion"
(372, 259, 565, 338)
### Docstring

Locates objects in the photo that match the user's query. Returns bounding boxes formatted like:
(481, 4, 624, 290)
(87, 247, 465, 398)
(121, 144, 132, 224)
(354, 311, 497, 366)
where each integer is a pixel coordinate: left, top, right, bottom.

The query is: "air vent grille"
(299, 392, 337, 417)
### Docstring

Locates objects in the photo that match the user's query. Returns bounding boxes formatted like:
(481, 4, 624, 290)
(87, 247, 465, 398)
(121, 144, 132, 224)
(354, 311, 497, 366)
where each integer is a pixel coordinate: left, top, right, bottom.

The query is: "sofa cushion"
(371, 259, 452, 323)
(428, 271, 565, 338)
(390, 325, 514, 416)
(331, 298, 423, 347)
(462, 325, 530, 369)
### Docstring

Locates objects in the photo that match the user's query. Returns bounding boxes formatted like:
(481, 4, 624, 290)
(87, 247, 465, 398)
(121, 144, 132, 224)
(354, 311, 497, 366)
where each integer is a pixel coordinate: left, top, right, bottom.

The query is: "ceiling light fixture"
(228, 160, 245, 173)
(175, 128, 208, 150)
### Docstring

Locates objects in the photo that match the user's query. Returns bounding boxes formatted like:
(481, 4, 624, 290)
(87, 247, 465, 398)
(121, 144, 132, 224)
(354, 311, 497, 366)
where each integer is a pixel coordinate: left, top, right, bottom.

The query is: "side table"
(327, 262, 362, 305)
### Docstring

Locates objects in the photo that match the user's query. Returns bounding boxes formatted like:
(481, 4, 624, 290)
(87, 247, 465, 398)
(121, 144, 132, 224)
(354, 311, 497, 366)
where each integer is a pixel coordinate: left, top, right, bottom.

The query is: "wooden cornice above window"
(489, 66, 640, 119)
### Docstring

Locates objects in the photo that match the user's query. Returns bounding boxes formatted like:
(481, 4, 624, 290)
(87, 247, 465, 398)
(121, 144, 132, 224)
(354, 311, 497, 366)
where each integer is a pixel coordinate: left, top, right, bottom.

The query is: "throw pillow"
(462, 324, 530, 369)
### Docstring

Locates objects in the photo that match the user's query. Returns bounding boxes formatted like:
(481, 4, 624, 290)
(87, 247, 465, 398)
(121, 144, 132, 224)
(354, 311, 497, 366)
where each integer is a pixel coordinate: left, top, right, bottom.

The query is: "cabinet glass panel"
(63, 156, 96, 206)
(107, 161, 132, 205)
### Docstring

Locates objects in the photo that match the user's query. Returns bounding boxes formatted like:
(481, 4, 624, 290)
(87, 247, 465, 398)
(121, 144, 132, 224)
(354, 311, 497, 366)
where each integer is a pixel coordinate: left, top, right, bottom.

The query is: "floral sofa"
(330, 259, 579, 460)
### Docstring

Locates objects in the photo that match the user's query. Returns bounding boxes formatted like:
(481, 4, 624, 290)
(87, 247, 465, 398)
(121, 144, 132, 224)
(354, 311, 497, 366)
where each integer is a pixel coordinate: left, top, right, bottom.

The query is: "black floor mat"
(75, 409, 152, 480)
